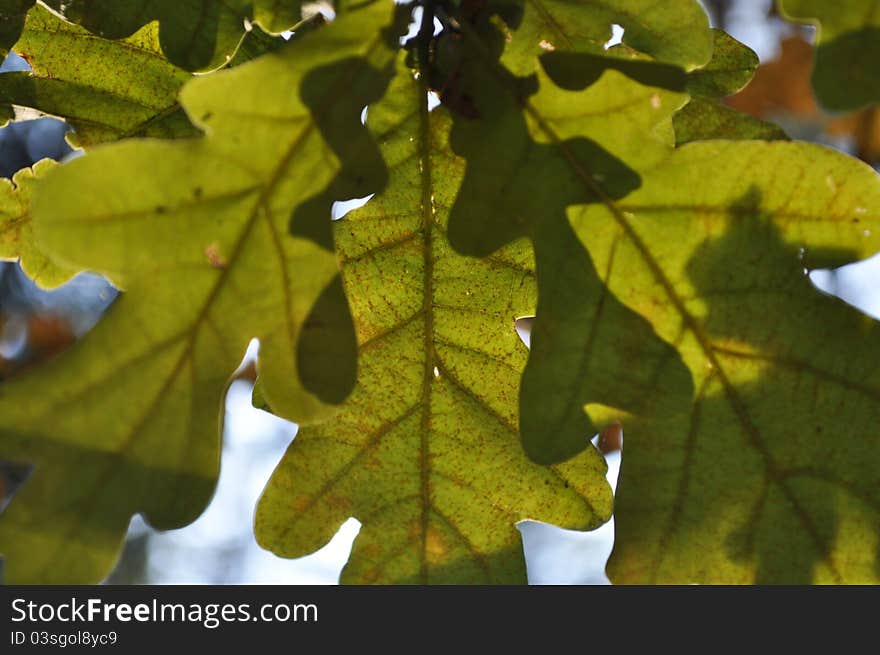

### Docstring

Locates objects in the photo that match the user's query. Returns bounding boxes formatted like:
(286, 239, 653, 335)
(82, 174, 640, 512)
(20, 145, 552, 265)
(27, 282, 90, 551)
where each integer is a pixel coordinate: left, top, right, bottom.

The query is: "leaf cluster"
(1, 0, 879, 584)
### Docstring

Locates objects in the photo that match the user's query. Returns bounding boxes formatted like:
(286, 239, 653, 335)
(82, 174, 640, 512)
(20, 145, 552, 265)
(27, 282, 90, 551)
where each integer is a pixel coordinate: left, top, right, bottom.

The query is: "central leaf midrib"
(417, 77, 435, 584)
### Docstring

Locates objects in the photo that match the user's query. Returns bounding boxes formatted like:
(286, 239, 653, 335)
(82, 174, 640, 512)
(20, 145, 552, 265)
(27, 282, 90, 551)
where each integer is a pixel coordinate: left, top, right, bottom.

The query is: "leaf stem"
(416, 0, 435, 78)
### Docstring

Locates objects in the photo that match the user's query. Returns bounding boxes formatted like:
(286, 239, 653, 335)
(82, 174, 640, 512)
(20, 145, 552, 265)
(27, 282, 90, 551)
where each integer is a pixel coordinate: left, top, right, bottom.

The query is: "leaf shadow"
(440, 16, 694, 465)
(288, 11, 409, 405)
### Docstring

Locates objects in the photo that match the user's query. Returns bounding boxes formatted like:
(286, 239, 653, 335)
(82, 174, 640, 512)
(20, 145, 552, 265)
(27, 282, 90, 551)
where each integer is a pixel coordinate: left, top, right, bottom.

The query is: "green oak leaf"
(568, 141, 880, 583)
(778, 0, 880, 111)
(39, 0, 304, 71)
(497, 0, 713, 76)
(0, 159, 76, 288)
(0, 4, 197, 147)
(255, 59, 612, 584)
(0, 0, 399, 583)
(674, 29, 788, 145)
(535, 49, 686, 93)
(445, 17, 694, 464)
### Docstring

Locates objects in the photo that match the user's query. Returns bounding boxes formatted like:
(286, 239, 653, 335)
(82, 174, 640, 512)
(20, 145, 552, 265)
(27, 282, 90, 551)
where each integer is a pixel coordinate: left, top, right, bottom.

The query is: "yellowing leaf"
(0, 1, 400, 583)
(0, 159, 75, 288)
(256, 60, 612, 584)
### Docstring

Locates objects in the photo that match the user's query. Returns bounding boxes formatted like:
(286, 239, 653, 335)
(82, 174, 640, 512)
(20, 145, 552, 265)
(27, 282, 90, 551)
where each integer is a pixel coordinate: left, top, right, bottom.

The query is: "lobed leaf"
(256, 59, 612, 583)
(447, 5, 880, 582)
(2, 0, 877, 587)
(0, 0, 400, 583)
(0, 158, 75, 288)
(445, 15, 693, 464)
(685, 29, 758, 99)
(498, 0, 713, 75)
(673, 98, 788, 145)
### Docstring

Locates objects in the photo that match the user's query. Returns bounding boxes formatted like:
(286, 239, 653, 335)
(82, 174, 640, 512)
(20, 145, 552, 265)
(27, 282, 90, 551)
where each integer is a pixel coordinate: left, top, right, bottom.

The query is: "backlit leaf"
(40, 0, 304, 71)
(1, 4, 196, 146)
(256, 60, 612, 583)
(569, 142, 880, 583)
(725, 33, 880, 164)
(0, 158, 75, 288)
(674, 29, 788, 144)
(685, 29, 757, 98)
(0, 0, 399, 583)
(778, 0, 880, 111)
(674, 98, 788, 145)
(0, 0, 33, 60)
(498, 0, 713, 75)
(447, 6, 880, 582)
(1, 0, 879, 587)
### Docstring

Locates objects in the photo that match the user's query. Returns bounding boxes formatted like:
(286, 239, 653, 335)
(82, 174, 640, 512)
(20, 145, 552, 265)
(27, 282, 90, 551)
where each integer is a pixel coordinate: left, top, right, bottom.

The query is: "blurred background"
(2, 0, 880, 584)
